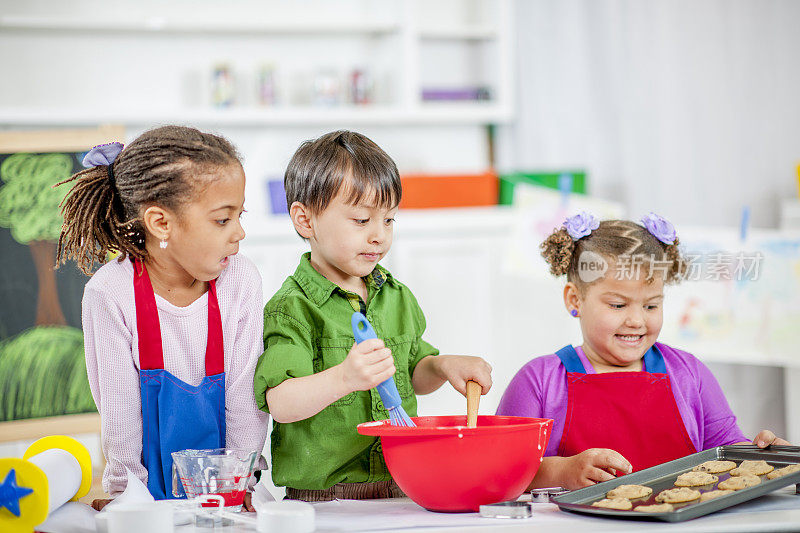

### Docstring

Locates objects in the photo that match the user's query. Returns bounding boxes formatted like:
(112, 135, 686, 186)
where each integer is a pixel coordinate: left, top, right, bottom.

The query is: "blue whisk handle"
(352, 312, 377, 343)
(376, 378, 403, 410)
(351, 312, 402, 410)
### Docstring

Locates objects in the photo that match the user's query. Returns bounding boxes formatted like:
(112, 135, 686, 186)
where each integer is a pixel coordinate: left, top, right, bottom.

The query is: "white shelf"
(0, 104, 513, 127)
(418, 26, 497, 41)
(0, 0, 514, 129)
(0, 16, 400, 36)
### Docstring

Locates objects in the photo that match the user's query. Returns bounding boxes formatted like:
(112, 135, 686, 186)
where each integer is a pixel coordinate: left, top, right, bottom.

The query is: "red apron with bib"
(555, 345, 696, 471)
(134, 259, 226, 499)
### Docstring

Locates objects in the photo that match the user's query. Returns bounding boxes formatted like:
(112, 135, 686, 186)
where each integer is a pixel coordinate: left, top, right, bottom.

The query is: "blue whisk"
(351, 312, 416, 427)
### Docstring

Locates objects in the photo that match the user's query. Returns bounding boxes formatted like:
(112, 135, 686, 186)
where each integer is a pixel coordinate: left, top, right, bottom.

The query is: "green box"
(498, 171, 587, 205)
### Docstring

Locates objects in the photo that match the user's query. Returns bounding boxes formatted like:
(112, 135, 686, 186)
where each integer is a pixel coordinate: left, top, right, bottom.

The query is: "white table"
(182, 486, 800, 533)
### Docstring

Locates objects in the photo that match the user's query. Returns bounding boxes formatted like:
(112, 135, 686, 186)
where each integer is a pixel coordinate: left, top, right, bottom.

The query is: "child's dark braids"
(56, 125, 241, 274)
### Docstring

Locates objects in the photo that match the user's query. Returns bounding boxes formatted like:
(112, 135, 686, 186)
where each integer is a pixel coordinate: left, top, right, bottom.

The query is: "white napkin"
(37, 502, 97, 533)
(251, 476, 277, 511)
(95, 469, 158, 533)
(102, 468, 155, 510)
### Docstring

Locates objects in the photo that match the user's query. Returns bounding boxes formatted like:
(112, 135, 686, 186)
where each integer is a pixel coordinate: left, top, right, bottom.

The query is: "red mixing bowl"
(357, 415, 553, 512)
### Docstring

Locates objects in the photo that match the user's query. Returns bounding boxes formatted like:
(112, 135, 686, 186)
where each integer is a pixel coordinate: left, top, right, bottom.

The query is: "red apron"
(133, 259, 226, 499)
(556, 345, 696, 471)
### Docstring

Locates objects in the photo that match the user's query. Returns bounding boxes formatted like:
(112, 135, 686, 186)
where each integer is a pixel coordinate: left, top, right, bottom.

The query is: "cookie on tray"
(699, 489, 735, 502)
(766, 464, 800, 480)
(591, 497, 633, 510)
(634, 503, 674, 513)
(675, 471, 718, 487)
(606, 484, 653, 499)
(692, 460, 736, 474)
(718, 474, 761, 490)
(730, 460, 774, 476)
(655, 487, 701, 504)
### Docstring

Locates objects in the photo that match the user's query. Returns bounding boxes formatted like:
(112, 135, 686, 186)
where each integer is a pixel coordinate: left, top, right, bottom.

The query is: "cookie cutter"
(479, 501, 532, 519)
(530, 487, 569, 503)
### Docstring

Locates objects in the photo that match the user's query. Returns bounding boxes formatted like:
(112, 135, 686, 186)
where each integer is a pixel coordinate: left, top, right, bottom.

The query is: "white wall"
(499, 0, 800, 229)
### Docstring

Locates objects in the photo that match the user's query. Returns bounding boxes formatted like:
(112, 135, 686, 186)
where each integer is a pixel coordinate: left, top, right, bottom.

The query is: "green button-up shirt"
(254, 253, 439, 490)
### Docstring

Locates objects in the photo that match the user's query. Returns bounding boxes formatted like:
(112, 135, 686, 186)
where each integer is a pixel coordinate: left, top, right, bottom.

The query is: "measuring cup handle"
(198, 494, 225, 508)
(171, 462, 181, 498)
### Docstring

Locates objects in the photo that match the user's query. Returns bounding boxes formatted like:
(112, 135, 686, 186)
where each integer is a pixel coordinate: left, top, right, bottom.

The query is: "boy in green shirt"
(254, 130, 493, 501)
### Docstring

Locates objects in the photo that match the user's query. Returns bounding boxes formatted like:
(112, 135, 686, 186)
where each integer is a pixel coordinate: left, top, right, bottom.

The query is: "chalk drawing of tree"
(0, 153, 72, 326)
(0, 152, 95, 421)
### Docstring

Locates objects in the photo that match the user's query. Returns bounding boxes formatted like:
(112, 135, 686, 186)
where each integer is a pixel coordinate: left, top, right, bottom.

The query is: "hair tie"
(82, 142, 124, 186)
(563, 211, 599, 240)
(640, 212, 677, 245)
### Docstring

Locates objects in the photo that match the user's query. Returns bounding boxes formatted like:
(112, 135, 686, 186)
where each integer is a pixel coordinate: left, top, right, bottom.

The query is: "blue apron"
(133, 259, 226, 499)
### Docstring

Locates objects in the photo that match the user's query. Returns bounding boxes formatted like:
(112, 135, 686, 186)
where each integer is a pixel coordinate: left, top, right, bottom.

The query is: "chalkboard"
(0, 126, 124, 433)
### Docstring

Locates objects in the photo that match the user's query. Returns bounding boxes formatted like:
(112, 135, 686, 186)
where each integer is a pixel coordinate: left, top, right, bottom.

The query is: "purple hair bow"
(82, 142, 124, 168)
(640, 212, 677, 245)
(563, 211, 600, 240)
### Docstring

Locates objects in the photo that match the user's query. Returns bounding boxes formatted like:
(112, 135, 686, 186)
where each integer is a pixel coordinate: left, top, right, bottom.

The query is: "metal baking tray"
(551, 445, 800, 522)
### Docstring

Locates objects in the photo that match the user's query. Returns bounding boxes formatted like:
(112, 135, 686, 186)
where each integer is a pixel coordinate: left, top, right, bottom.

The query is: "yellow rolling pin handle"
(23, 436, 92, 502)
(0, 458, 49, 533)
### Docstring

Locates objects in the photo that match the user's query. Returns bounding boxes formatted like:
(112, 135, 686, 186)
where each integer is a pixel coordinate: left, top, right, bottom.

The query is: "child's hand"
(563, 448, 633, 489)
(91, 498, 113, 511)
(753, 429, 790, 448)
(434, 355, 493, 396)
(340, 339, 395, 393)
(243, 491, 255, 512)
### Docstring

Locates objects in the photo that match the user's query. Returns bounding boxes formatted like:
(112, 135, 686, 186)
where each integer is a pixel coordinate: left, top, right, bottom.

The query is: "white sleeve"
(223, 268, 269, 475)
(82, 284, 147, 496)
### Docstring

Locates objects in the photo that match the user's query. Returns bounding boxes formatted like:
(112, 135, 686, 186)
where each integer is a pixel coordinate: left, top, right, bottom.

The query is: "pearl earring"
(570, 309, 579, 317)
(160, 239, 168, 249)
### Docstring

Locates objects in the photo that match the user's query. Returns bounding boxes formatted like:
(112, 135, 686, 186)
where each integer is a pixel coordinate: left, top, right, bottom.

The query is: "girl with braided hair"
(497, 213, 788, 490)
(57, 125, 267, 508)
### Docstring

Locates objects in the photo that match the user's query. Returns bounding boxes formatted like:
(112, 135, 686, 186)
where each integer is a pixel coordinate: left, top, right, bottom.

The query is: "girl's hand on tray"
(752, 429, 790, 448)
(564, 448, 633, 489)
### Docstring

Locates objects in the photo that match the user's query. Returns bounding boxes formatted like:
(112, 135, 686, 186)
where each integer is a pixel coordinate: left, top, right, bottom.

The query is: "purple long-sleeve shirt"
(496, 342, 746, 457)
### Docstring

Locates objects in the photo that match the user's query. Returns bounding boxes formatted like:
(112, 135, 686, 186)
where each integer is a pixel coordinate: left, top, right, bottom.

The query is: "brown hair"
(284, 130, 401, 215)
(56, 125, 241, 274)
(540, 219, 686, 289)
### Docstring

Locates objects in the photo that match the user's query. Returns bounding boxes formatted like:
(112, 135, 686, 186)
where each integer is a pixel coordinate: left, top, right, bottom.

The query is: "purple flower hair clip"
(563, 211, 600, 240)
(82, 142, 124, 168)
(641, 212, 677, 245)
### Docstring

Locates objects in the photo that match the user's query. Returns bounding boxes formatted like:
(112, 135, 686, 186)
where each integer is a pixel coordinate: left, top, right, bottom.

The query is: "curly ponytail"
(540, 227, 576, 277)
(663, 238, 688, 283)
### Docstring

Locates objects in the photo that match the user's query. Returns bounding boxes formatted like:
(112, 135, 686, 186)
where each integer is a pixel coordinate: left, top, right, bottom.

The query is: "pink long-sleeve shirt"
(82, 254, 268, 496)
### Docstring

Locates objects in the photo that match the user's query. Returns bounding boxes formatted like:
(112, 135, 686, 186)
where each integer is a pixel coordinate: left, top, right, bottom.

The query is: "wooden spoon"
(466, 380, 481, 428)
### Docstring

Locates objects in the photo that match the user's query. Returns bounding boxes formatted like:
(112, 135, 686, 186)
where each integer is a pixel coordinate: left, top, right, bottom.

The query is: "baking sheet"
(551, 445, 800, 522)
